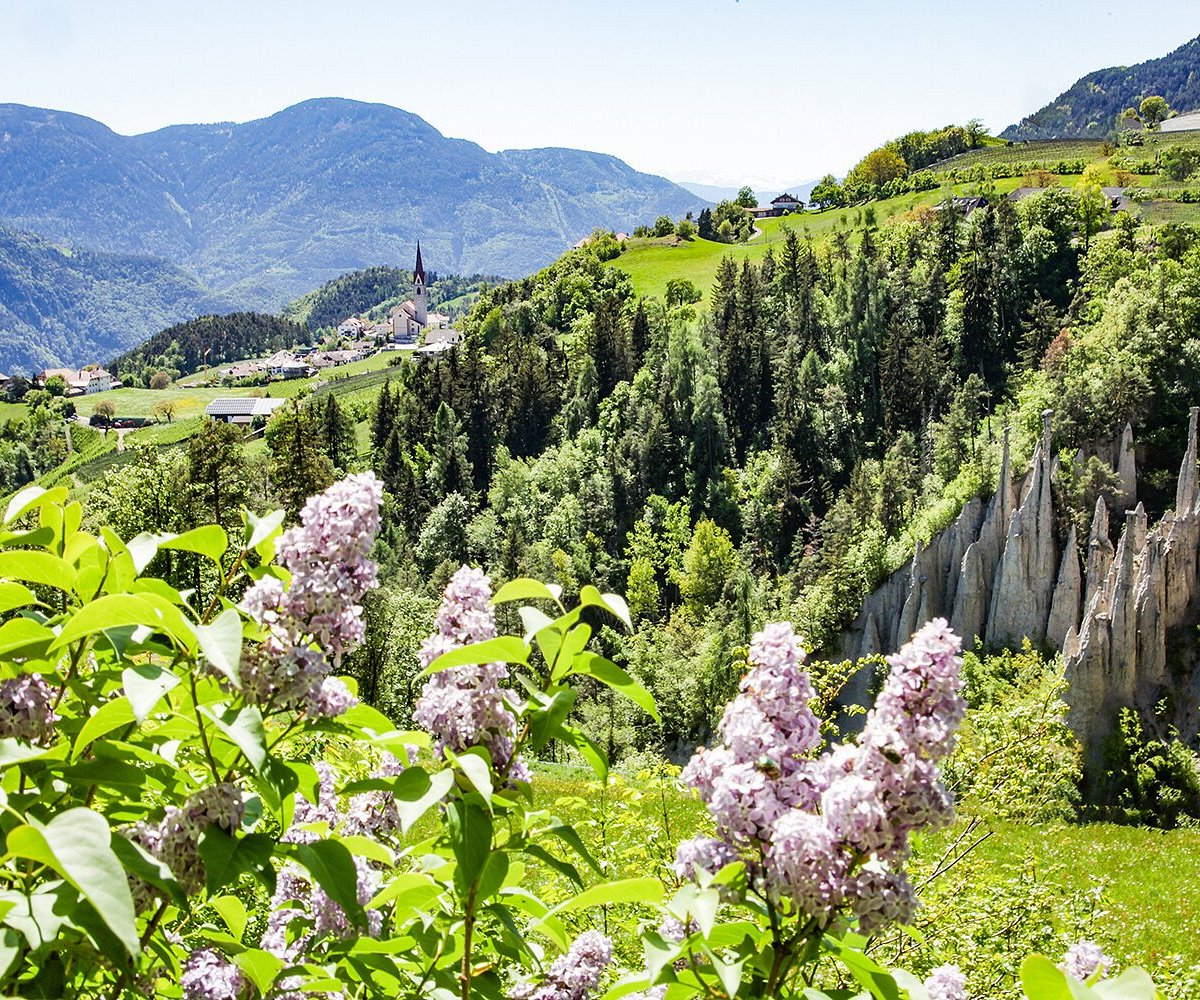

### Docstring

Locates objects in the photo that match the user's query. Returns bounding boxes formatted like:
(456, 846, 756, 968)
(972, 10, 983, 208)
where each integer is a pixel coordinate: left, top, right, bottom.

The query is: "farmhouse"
(37, 367, 120, 395)
(204, 397, 287, 424)
(747, 193, 805, 219)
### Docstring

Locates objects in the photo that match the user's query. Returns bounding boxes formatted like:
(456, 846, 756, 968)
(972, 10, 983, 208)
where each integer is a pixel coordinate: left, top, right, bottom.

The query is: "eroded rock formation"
(837, 408, 1200, 777)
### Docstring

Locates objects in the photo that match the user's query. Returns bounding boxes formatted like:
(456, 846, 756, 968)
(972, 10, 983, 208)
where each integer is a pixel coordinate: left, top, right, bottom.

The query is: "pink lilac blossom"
(924, 964, 968, 1000)
(0, 675, 58, 743)
(130, 783, 244, 897)
(181, 948, 245, 1000)
(678, 618, 964, 939)
(509, 931, 613, 1000)
(672, 836, 738, 881)
(413, 566, 525, 778)
(238, 473, 381, 715)
(342, 749, 414, 838)
(1059, 940, 1112, 982)
(764, 811, 847, 919)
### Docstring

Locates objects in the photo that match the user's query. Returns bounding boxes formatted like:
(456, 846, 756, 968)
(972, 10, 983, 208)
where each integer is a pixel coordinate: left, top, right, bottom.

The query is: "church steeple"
(412, 241, 428, 326)
(414, 241, 426, 285)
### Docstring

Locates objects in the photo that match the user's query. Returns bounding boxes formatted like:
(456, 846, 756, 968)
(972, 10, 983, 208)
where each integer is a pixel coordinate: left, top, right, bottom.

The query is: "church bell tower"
(413, 241, 428, 326)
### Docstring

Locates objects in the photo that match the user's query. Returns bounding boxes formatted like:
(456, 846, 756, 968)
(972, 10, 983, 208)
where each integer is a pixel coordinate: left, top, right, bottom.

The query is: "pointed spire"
(414, 241, 426, 285)
(1176, 406, 1198, 515)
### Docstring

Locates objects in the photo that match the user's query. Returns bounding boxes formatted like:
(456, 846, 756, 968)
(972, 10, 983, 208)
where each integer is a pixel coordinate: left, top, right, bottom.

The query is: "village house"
(204, 397, 287, 425)
(37, 367, 120, 395)
(747, 193, 806, 219)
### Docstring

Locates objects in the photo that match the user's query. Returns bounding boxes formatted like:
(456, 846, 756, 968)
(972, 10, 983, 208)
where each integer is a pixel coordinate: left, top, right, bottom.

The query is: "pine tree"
(266, 400, 335, 521)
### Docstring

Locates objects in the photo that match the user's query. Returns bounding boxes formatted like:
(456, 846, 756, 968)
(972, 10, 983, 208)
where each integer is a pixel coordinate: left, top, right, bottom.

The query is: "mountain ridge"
(0, 98, 703, 310)
(1002, 34, 1200, 140)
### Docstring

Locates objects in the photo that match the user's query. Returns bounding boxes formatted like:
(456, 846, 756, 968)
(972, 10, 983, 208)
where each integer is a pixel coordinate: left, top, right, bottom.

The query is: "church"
(389, 243, 452, 342)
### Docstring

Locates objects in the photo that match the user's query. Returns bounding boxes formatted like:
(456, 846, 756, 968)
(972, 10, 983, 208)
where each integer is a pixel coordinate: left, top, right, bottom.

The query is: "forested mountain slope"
(0, 225, 232, 372)
(0, 99, 702, 310)
(1003, 34, 1200, 139)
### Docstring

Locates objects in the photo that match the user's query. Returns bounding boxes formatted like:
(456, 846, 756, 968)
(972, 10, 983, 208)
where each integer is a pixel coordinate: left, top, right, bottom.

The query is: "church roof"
(414, 241, 426, 284)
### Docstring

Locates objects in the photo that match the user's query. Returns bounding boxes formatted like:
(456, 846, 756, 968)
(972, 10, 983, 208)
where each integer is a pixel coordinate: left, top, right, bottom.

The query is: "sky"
(2, 0, 1198, 191)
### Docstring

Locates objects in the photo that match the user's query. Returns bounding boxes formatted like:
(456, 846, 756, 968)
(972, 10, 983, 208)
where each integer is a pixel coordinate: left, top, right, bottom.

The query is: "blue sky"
(1, 0, 1197, 189)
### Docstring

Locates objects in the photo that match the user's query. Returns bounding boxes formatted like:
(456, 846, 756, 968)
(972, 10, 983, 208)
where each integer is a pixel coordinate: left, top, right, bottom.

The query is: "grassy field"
(531, 768, 1200, 993)
(608, 181, 1028, 303)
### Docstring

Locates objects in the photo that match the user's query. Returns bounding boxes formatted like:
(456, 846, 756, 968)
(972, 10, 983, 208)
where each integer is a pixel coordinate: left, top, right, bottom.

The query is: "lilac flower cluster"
(1060, 940, 1112, 982)
(239, 473, 382, 715)
(0, 674, 58, 743)
(509, 930, 613, 1000)
(413, 566, 526, 779)
(181, 948, 245, 1000)
(681, 623, 823, 845)
(262, 752, 413, 966)
(678, 618, 965, 936)
(130, 783, 244, 900)
(924, 963, 967, 1000)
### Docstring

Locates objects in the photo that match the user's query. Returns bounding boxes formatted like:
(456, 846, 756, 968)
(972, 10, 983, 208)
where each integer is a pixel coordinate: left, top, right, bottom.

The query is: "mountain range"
(0, 97, 703, 368)
(1002, 34, 1200, 140)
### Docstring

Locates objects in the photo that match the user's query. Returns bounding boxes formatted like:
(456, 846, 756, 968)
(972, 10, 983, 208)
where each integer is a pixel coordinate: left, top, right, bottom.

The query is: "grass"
(608, 181, 1018, 303)
(528, 767, 1199, 991)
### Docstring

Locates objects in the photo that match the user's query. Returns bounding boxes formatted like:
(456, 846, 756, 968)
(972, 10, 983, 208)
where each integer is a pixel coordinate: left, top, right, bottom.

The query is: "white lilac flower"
(1059, 939, 1112, 982)
(924, 963, 968, 1000)
(509, 930, 613, 1000)
(239, 473, 382, 716)
(413, 566, 524, 777)
(181, 948, 245, 1000)
(0, 675, 58, 743)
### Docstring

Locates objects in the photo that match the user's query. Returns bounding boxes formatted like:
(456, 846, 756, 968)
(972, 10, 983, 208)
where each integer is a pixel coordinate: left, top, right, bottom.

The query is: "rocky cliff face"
(837, 408, 1200, 779)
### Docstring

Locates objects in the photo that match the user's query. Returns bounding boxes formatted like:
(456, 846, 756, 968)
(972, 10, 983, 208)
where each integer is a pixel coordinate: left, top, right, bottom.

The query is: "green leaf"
(110, 832, 185, 908)
(125, 534, 161, 575)
(122, 663, 181, 722)
(421, 635, 530, 676)
(161, 525, 228, 564)
(1093, 969, 1158, 1000)
(73, 697, 136, 758)
(451, 748, 494, 806)
(0, 582, 37, 614)
(579, 585, 632, 630)
(209, 895, 248, 941)
(560, 724, 608, 782)
(7, 808, 138, 956)
(0, 550, 76, 594)
(492, 578, 563, 605)
(0, 619, 55, 657)
(195, 607, 244, 688)
(4, 485, 67, 525)
(199, 830, 275, 896)
(524, 843, 583, 889)
(546, 824, 604, 876)
(827, 938, 903, 1000)
(292, 840, 365, 928)
(368, 872, 441, 916)
(527, 688, 577, 750)
(446, 800, 494, 895)
(476, 851, 510, 902)
(232, 948, 283, 995)
(574, 653, 660, 723)
(1020, 955, 1078, 1000)
(338, 835, 394, 867)
(245, 509, 286, 561)
(52, 593, 192, 651)
(518, 606, 555, 643)
(203, 704, 267, 772)
(345, 767, 454, 833)
(551, 876, 662, 915)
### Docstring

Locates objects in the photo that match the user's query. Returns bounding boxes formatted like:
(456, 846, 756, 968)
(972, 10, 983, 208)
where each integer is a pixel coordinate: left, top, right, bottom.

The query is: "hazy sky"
(2, 1, 1198, 189)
